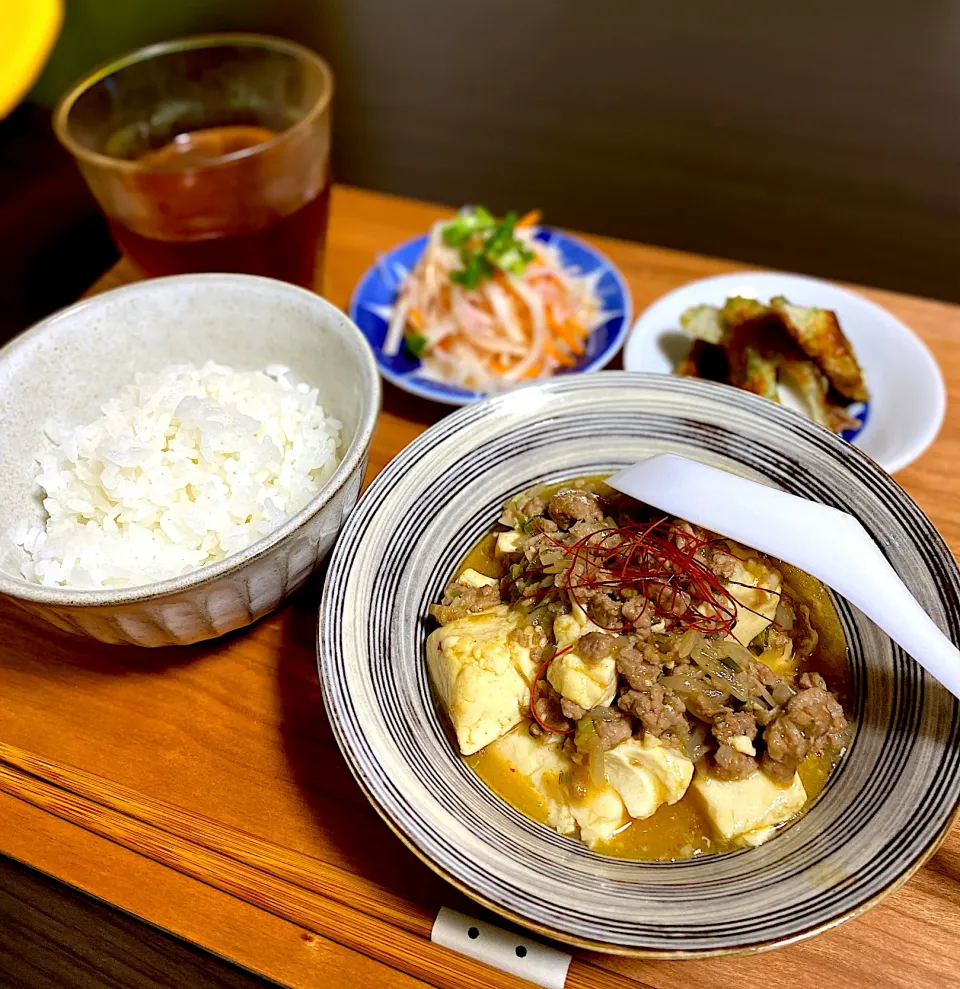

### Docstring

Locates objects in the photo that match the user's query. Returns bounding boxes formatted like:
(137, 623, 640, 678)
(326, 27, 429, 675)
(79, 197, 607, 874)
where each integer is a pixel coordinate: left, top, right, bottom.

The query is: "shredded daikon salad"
(382, 207, 607, 392)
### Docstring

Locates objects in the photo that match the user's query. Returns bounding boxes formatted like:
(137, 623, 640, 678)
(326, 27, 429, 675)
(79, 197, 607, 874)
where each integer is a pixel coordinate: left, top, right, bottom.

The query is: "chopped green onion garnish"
(450, 252, 494, 289)
(404, 331, 429, 358)
(442, 206, 495, 247)
(442, 205, 537, 289)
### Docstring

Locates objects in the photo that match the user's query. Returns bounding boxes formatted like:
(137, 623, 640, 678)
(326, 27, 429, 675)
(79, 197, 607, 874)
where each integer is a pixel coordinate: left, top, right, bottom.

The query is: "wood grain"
(0, 747, 640, 989)
(0, 852, 270, 989)
(0, 790, 426, 989)
(2, 185, 960, 989)
(0, 768, 557, 989)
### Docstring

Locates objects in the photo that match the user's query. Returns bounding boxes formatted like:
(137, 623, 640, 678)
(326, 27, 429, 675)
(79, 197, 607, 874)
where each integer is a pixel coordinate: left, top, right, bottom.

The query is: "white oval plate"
(622, 272, 945, 473)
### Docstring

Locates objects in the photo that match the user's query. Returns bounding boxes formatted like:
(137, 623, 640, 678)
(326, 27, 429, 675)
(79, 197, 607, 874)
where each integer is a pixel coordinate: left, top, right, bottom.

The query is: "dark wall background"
(315, 0, 960, 301)
(6, 0, 959, 339)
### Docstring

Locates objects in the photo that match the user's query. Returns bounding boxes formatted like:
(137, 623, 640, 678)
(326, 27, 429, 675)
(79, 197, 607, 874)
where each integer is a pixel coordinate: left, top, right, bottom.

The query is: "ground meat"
(761, 672, 847, 782)
(740, 656, 786, 695)
(547, 489, 604, 528)
(793, 602, 819, 658)
(586, 593, 623, 629)
(520, 531, 554, 563)
(713, 710, 758, 744)
(712, 744, 759, 781)
(561, 697, 586, 720)
(645, 581, 692, 617)
(428, 581, 501, 624)
(696, 543, 739, 581)
(534, 680, 574, 733)
(622, 596, 651, 626)
(592, 708, 634, 750)
(761, 717, 808, 783)
(618, 684, 689, 747)
(577, 631, 619, 664)
(568, 519, 606, 542)
(791, 672, 846, 740)
(616, 642, 661, 689)
(507, 625, 538, 648)
(518, 493, 547, 518)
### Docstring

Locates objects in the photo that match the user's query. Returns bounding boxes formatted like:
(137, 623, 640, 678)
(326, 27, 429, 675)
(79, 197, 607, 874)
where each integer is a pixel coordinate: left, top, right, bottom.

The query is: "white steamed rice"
(11, 361, 342, 589)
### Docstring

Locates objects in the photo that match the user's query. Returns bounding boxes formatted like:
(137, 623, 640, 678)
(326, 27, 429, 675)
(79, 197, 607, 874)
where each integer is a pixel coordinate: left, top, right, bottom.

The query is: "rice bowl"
(0, 273, 379, 646)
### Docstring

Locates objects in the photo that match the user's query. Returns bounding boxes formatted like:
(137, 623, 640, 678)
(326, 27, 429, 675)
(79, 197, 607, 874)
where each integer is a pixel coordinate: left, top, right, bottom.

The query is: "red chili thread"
(530, 643, 576, 735)
(523, 518, 743, 636)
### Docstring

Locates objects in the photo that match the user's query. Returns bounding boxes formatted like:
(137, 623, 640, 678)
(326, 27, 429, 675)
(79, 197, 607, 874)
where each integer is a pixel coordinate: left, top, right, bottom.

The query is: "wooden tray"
(2, 186, 960, 989)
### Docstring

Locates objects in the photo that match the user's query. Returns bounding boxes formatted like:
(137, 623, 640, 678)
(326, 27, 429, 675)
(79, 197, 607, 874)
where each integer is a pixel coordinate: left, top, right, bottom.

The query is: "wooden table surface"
(3, 185, 960, 989)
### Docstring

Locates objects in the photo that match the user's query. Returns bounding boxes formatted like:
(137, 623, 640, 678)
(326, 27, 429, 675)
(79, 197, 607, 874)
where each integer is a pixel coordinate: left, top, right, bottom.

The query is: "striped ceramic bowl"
(318, 372, 960, 956)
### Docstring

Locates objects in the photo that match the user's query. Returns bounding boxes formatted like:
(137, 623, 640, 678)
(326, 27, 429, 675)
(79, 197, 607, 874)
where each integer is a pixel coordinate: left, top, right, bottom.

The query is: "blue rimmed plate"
(349, 229, 632, 405)
(319, 372, 960, 956)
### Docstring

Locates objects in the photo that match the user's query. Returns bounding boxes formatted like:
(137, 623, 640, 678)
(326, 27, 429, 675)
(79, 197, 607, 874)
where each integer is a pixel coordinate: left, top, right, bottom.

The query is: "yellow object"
(481, 729, 696, 847)
(569, 784, 628, 846)
(426, 606, 541, 755)
(548, 609, 618, 710)
(495, 530, 522, 554)
(604, 735, 694, 820)
(454, 568, 498, 590)
(725, 555, 782, 646)
(0, 0, 63, 119)
(547, 647, 618, 711)
(729, 734, 757, 756)
(693, 768, 807, 846)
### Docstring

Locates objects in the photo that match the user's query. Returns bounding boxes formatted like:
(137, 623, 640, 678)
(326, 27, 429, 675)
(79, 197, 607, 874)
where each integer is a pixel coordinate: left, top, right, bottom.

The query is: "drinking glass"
(54, 34, 333, 290)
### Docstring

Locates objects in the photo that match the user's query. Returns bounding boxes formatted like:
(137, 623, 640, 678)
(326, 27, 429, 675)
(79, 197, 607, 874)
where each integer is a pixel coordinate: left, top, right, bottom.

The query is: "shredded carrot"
(516, 209, 542, 229)
(546, 344, 577, 368)
(547, 314, 586, 355)
(521, 361, 543, 379)
(408, 308, 423, 331)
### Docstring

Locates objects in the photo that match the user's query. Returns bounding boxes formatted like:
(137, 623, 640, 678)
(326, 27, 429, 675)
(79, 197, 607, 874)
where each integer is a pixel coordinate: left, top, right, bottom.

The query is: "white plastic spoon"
(607, 453, 960, 700)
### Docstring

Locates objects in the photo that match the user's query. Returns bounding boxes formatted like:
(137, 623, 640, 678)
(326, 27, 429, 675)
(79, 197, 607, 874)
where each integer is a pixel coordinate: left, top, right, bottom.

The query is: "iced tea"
(54, 35, 333, 291)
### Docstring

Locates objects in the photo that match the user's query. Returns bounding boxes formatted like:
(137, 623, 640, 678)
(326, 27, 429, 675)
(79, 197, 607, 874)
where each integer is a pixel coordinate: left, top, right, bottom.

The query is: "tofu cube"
(724, 556, 782, 646)
(486, 730, 576, 835)
(496, 531, 522, 555)
(604, 735, 694, 820)
(547, 651, 617, 711)
(569, 786, 628, 846)
(694, 769, 807, 846)
(456, 568, 499, 589)
(548, 609, 617, 710)
(427, 606, 539, 755)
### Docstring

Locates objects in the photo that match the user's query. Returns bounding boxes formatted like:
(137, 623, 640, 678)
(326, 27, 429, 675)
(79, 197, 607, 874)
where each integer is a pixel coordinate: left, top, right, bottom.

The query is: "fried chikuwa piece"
(679, 304, 727, 344)
(676, 339, 730, 382)
(773, 333, 860, 433)
(721, 296, 772, 330)
(680, 297, 772, 349)
(777, 355, 832, 427)
(770, 296, 868, 402)
(674, 295, 866, 435)
(725, 325, 779, 402)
